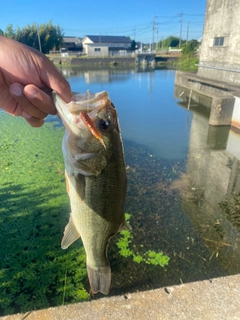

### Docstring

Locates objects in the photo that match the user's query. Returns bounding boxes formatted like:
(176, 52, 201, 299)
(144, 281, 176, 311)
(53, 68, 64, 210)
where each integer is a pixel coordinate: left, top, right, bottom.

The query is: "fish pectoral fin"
(74, 152, 97, 161)
(65, 170, 70, 195)
(61, 216, 80, 249)
(118, 221, 132, 232)
(87, 265, 111, 295)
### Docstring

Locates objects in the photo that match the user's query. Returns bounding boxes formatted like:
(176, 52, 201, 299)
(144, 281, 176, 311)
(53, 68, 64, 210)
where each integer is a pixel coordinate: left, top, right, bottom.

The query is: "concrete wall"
(198, 0, 240, 84)
(231, 96, 240, 129)
(56, 57, 135, 66)
(86, 44, 109, 57)
(136, 54, 156, 66)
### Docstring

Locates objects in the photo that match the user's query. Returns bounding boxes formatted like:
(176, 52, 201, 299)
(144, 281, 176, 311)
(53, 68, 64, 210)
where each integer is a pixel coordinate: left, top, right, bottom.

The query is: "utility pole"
(161, 36, 164, 49)
(152, 15, 157, 51)
(179, 12, 183, 48)
(37, 25, 42, 53)
(186, 22, 189, 43)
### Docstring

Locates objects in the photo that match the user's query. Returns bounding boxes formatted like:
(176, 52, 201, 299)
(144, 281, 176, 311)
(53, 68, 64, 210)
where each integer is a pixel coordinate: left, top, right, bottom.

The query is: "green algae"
(117, 213, 170, 267)
(0, 113, 90, 316)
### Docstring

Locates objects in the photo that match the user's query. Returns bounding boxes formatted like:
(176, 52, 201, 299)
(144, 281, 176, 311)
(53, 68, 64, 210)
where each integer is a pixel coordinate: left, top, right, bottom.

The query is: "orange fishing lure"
(80, 112, 106, 148)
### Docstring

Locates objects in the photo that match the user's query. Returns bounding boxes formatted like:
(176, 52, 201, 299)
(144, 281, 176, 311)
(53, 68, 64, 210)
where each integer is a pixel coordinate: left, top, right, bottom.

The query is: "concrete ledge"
(175, 70, 240, 97)
(209, 96, 235, 126)
(3, 274, 240, 320)
(175, 71, 240, 127)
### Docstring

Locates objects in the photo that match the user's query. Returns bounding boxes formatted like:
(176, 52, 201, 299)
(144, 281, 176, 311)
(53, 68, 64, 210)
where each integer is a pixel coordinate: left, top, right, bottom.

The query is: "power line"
(63, 12, 204, 42)
(183, 13, 205, 16)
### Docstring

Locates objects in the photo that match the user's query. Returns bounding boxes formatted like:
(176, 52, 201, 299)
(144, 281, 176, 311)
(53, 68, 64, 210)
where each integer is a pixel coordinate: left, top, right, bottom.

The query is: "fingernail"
(22, 110, 32, 119)
(10, 84, 23, 97)
(25, 87, 38, 99)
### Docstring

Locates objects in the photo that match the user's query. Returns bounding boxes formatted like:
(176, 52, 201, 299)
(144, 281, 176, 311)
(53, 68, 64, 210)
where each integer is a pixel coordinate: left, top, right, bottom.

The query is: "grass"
(0, 113, 90, 316)
(177, 55, 199, 73)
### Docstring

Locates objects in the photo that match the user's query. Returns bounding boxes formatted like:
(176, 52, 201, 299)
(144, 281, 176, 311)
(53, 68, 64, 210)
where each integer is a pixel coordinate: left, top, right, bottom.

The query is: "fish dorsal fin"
(61, 216, 80, 249)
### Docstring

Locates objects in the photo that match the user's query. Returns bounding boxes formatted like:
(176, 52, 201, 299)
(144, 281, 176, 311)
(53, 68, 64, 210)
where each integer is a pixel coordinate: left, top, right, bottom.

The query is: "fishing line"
(87, 89, 90, 113)
(62, 249, 68, 306)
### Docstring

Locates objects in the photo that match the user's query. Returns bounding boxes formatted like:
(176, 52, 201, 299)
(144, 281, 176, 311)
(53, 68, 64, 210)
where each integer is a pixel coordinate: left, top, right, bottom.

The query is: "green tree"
(4, 21, 63, 54)
(39, 21, 63, 53)
(181, 39, 199, 57)
(179, 39, 199, 72)
(126, 36, 137, 50)
(0, 29, 4, 36)
(160, 36, 180, 48)
(4, 24, 15, 39)
(15, 24, 39, 48)
(131, 40, 137, 50)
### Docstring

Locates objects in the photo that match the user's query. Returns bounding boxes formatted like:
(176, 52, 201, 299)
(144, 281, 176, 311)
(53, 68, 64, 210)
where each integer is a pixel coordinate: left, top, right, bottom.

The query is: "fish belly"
(65, 166, 124, 295)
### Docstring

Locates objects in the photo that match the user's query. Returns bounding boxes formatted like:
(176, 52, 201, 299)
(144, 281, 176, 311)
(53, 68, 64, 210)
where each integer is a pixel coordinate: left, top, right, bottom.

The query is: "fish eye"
(99, 118, 111, 131)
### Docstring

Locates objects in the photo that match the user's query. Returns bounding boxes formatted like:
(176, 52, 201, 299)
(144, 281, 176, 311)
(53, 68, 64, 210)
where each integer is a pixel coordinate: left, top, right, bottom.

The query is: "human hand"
(0, 36, 72, 127)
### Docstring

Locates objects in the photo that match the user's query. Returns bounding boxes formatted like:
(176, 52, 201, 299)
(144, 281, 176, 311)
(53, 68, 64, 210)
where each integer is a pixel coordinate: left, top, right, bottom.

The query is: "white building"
(82, 35, 132, 57)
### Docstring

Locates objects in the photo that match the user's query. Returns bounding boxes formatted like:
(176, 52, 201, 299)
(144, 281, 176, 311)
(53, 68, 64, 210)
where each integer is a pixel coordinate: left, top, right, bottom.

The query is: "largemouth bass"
(53, 90, 127, 295)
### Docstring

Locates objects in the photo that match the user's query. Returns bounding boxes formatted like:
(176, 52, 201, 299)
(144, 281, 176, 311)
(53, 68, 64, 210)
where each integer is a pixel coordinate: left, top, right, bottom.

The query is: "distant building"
(82, 35, 132, 56)
(84, 42, 109, 57)
(198, 0, 240, 84)
(62, 36, 82, 51)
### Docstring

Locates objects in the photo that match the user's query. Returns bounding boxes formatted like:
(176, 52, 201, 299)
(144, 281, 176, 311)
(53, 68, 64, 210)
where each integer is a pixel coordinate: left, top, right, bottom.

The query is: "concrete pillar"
(207, 125, 229, 149)
(231, 96, 240, 129)
(209, 96, 235, 126)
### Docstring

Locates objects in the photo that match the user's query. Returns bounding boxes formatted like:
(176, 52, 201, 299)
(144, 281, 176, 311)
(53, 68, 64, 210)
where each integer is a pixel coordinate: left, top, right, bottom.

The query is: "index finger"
(39, 61, 72, 103)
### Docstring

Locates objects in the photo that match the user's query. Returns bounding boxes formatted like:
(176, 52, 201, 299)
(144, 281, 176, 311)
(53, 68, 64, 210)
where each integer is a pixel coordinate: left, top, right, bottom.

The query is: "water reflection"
(174, 90, 240, 275)
(59, 65, 155, 79)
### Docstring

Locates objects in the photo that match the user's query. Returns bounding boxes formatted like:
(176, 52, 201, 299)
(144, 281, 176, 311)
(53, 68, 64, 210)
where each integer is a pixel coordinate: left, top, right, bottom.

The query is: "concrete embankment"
(175, 70, 240, 129)
(50, 55, 179, 67)
(3, 274, 240, 320)
(51, 57, 136, 66)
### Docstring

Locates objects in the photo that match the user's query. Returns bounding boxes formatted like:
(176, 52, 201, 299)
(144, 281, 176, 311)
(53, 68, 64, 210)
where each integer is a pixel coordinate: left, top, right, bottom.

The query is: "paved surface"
(2, 274, 240, 320)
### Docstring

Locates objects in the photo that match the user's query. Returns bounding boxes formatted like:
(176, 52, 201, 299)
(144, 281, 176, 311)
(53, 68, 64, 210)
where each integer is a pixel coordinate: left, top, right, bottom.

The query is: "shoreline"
(49, 55, 179, 67)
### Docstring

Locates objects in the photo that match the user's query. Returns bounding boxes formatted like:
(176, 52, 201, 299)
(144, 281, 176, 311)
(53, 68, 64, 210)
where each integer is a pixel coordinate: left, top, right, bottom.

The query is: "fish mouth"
(69, 91, 110, 115)
(53, 90, 110, 116)
(52, 90, 111, 146)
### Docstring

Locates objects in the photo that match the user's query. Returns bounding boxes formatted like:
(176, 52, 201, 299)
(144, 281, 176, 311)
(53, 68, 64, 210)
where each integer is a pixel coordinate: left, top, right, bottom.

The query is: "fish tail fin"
(87, 265, 111, 295)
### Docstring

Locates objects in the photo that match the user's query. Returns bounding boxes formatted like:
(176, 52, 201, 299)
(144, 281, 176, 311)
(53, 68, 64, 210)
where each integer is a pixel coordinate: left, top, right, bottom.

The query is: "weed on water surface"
(0, 113, 90, 316)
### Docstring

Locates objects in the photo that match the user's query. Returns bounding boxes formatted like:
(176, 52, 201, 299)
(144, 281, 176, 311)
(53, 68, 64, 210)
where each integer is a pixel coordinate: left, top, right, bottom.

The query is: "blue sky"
(1, 0, 206, 43)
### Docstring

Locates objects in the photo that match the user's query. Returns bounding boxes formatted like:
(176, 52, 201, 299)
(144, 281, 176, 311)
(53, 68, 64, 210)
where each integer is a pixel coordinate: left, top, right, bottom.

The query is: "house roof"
(63, 36, 82, 44)
(84, 35, 132, 43)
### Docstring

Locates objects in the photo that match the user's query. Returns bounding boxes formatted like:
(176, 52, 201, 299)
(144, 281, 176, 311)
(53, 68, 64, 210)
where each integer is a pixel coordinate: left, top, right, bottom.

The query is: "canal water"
(1, 66, 240, 315)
